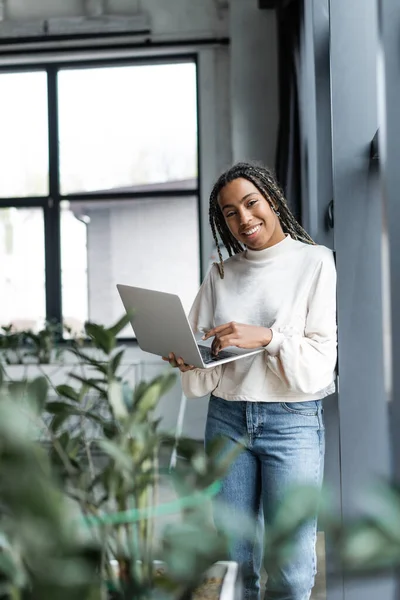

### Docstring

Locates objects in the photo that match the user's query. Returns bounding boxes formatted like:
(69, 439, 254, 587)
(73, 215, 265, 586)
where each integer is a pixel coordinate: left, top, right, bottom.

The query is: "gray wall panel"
(330, 0, 393, 598)
(378, 0, 400, 485)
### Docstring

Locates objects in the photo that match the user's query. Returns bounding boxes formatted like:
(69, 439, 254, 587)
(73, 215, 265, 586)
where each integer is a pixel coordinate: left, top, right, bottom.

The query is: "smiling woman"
(218, 178, 286, 251)
(165, 162, 337, 600)
(208, 162, 314, 278)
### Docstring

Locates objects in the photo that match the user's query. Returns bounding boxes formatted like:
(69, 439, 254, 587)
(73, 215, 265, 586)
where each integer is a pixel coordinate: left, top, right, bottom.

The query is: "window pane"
(0, 72, 49, 198)
(0, 208, 46, 330)
(61, 197, 200, 337)
(58, 62, 198, 195)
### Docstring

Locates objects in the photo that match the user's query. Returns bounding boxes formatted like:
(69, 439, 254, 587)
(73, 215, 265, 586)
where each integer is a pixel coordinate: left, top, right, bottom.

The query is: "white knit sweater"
(181, 235, 337, 402)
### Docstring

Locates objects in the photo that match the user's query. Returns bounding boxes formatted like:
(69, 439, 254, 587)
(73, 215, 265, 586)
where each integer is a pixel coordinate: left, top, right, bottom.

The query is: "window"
(0, 208, 46, 330)
(0, 71, 49, 198)
(61, 196, 199, 336)
(58, 63, 198, 195)
(0, 58, 200, 337)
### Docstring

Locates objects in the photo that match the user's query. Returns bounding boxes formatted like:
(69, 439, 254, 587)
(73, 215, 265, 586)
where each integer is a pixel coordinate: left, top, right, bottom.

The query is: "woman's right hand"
(162, 353, 195, 372)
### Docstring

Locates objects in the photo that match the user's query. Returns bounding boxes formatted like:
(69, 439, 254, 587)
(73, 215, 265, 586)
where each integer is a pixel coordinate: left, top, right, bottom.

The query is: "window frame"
(0, 55, 202, 338)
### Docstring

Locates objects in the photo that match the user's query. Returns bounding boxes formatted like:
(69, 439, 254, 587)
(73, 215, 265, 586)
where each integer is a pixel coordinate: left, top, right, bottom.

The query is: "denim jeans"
(205, 395, 325, 600)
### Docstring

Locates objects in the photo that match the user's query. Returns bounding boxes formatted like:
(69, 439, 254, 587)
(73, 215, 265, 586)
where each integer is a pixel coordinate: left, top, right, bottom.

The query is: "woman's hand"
(162, 353, 195, 372)
(202, 322, 272, 355)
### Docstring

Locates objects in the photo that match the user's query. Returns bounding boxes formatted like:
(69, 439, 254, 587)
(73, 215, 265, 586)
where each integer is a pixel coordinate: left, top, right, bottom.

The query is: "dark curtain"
(274, 0, 303, 222)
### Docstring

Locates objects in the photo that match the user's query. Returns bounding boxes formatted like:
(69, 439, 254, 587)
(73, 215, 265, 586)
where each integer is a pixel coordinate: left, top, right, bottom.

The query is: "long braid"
(209, 162, 315, 278)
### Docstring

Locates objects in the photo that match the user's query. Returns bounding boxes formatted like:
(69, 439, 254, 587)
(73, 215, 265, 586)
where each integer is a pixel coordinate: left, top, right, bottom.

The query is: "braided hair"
(209, 162, 314, 278)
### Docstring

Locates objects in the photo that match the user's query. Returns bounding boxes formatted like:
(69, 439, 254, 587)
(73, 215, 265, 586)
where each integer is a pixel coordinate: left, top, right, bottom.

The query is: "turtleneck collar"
(244, 234, 296, 262)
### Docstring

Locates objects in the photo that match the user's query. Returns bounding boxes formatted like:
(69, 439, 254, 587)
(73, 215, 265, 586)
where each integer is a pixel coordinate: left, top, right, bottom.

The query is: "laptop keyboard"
(198, 344, 237, 364)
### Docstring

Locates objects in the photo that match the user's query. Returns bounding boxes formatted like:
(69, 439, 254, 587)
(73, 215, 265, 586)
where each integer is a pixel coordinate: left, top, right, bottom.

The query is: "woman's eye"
(248, 199, 258, 207)
(226, 211, 236, 218)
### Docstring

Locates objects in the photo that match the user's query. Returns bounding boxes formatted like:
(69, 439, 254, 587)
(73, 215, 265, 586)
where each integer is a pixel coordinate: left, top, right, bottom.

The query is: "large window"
(0, 71, 49, 198)
(0, 208, 46, 330)
(58, 64, 197, 195)
(0, 59, 200, 336)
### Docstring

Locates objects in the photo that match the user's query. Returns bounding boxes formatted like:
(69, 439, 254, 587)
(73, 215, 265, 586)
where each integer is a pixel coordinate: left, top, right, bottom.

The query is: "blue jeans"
(205, 396, 325, 600)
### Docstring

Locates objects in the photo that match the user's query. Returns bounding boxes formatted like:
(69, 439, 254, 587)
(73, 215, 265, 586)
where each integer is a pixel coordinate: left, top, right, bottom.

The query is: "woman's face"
(218, 178, 286, 251)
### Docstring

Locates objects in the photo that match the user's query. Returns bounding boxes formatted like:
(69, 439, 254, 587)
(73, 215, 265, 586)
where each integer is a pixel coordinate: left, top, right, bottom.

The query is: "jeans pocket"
(280, 400, 320, 416)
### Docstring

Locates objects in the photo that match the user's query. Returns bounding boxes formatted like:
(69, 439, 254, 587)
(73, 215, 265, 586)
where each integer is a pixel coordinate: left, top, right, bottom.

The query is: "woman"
(164, 162, 337, 600)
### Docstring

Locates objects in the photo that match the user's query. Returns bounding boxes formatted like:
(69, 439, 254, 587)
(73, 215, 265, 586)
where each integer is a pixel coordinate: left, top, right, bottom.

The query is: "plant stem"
(9, 586, 21, 600)
(81, 411, 96, 481)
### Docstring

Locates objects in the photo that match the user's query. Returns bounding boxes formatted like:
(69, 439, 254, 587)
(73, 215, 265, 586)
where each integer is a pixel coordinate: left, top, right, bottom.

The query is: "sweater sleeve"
(180, 265, 222, 399)
(265, 249, 337, 394)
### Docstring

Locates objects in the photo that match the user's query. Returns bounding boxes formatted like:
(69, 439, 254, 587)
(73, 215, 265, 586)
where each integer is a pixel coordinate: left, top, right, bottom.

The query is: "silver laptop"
(116, 284, 264, 369)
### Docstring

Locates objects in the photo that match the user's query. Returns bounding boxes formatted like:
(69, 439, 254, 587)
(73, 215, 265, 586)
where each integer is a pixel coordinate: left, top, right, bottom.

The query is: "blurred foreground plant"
(2, 314, 399, 597)
(0, 315, 243, 600)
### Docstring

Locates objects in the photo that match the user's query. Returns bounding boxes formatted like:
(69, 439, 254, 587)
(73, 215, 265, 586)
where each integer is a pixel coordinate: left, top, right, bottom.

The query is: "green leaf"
(271, 485, 321, 536)
(132, 381, 148, 405)
(66, 436, 81, 460)
(102, 421, 119, 439)
(122, 381, 134, 411)
(361, 481, 400, 542)
(161, 435, 200, 462)
(50, 412, 70, 433)
(109, 348, 125, 376)
(98, 439, 133, 472)
(108, 379, 128, 419)
(206, 435, 244, 482)
(46, 401, 82, 416)
(263, 484, 323, 568)
(206, 435, 232, 460)
(25, 377, 49, 412)
(56, 384, 80, 403)
(85, 584, 104, 600)
(7, 381, 28, 401)
(107, 311, 134, 337)
(0, 547, 26, 587)
(135, 381, 163, 418)
(69, 373, 106, 395)
(57, 431, 70, 451)
(342, 523, 393, 569)
(161, 522, 226, 584)
(85, 322, 114, 354)
(68, 348, 108, 375)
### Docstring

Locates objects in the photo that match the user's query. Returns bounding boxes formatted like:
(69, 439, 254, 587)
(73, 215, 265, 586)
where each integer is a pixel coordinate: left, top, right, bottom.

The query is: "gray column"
(230, 0, 279, 166)
(299, 3, 342, 600)
(198, 49, 220, 278)
(378, 5, 400, 597)
(378, 0, 400, 479)
(330, 1, 393, 599)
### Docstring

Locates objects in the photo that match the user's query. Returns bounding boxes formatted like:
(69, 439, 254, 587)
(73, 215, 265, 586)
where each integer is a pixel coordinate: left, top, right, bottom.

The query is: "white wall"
(1, 0, 279, 439)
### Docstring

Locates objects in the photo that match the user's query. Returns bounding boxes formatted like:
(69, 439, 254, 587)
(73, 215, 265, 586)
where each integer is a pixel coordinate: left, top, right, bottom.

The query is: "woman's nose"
(239, 209, 251, 224)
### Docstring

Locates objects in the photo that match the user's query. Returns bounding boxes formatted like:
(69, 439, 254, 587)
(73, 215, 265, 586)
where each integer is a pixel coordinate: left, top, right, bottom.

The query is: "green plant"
(24, 320, 68, 364)
(0, 325, 26, 365)
(5, 314, 399, 597)
(0, 320, 82, 366)
(0, 374, 103, 600)
(0, 315, 243, 600)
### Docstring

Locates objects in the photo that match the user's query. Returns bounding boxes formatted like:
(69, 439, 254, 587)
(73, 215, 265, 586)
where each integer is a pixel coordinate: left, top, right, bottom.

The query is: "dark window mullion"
(0, 198, 47, 208)
(44, 66, 62, 325)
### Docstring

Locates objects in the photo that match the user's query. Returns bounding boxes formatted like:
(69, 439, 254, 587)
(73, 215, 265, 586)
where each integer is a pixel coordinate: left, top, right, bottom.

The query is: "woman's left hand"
(202, 322, 273, 355)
